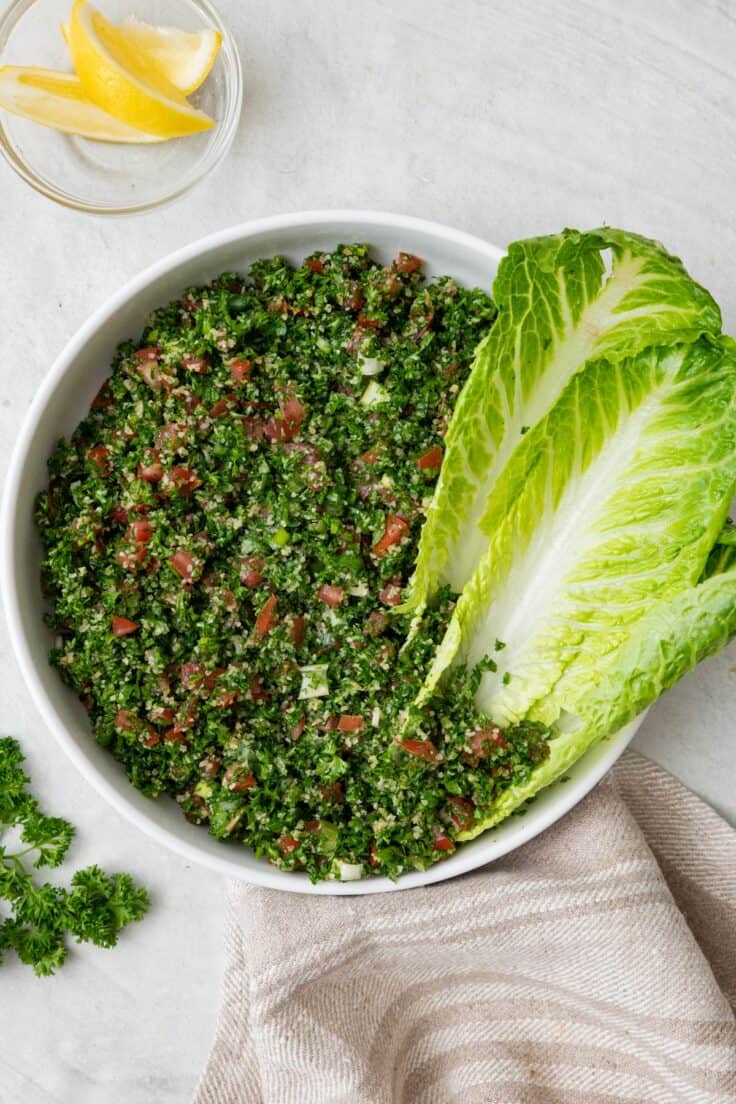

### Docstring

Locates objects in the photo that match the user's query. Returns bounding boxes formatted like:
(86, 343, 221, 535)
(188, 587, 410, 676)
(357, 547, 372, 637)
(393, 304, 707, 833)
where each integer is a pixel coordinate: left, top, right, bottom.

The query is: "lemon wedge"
(68, 0, 215, 139)
(61, 18, 221, 95)
(0, 65, 163, 142)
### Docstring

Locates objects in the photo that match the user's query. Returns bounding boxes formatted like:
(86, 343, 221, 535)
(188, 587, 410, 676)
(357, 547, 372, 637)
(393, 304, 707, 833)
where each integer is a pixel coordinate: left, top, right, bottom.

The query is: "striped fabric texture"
(196, 752, 736, 1103)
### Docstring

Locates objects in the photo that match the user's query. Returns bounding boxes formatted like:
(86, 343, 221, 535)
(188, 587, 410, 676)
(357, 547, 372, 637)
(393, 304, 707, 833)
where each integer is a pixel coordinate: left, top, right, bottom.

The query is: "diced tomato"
(372, 513, 410, 558)
(229, 357, 253, 383)
(170, 550, 197, 583)
(242, 569, 265, 587)
(379, 579, 403, 606)
(114, 709, 140, 731)
(368, 843, 380, 867)
(250, 675, 268, 702)
(204, 669, 224, 692)
(168, 467, 201, 495)
(242, 417, 266, 440)
(199, 755, 221, 778)
(341, 281, 365, 312)
(213, 689, 239, 709)
(433, 828, 455, 852)
(255, 593, 278, 638)
(139, 728, 159, 748)
(396, 252, 423, 274)
(209, 394, 237, 418)
(156, 422, 186, 451)
(447, 796, 475, 832)
(221, 588, 237, 612)
(182, 353, 208, 374)
(240, 556, 265, 587)
(383, 271, 402, 298)
(290, 716, 306, 740)
(223, 765, 256, 792)
(91, 381, 112, 410)
(264, 394, 306, 443)
(175, 699, 198, 734)
(417, 445, 443, 470)
(358, 446, 382, 465)
(136, 448, 163, 483)
(346, 326, 368, 354)
(399, 738, 440, 764)
(149, 706, 176, 724)
(470, 728, 507, 758)
(281, 394, 305, 429)
(337, 714, 364, 733)
(134, 348, 167, 391)
(128, 520, 154, 544)
(163, 725, 188, 744)
(110, 505, 129, 524)
(181, 296, 203, 312)
(305, 258, 324, 273)
(290, 614, 306, 647)
(365, 611, 388, 636)
(181, 662, 206, 690)
(278, 836, 299, 854)
(317, 583, 345, 608)
(87, 444, 110, 474)
(267, 294, 289, 316)
(319, 782, 344, 804)
(135, 346, 160, 363)
(112, 616, 139, 637)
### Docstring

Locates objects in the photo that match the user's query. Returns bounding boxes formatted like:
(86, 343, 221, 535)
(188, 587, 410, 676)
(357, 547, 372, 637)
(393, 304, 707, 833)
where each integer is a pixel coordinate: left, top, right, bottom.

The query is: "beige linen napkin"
(196, 751, 736, 1104)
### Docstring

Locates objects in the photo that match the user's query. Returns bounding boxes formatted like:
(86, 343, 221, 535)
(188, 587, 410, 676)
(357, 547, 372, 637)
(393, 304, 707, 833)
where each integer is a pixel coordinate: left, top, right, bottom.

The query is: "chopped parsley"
(36, 245, 550, 882)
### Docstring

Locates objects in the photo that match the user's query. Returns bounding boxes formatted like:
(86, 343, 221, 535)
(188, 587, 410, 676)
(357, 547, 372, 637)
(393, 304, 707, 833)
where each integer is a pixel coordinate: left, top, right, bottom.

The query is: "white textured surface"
(0, 0, 734, 1100)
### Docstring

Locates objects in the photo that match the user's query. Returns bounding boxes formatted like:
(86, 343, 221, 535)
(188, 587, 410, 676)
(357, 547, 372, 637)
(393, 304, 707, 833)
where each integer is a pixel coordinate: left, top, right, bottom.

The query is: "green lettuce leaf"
(403, 228, 722, 613)
(701, 520, 736, 580)
(458, 562, 736, 839)
(419, 336, 736, 728)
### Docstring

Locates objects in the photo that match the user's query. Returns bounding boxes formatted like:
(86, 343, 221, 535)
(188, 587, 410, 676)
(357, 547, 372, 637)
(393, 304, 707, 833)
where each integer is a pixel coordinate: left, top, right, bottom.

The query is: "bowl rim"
(0, 0, 243, 215)
(0, 209, 640, 894)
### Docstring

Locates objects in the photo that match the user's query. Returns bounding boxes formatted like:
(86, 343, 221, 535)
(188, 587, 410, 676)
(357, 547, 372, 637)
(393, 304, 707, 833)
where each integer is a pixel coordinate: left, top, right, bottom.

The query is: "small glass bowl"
(0, 0, 242, 214)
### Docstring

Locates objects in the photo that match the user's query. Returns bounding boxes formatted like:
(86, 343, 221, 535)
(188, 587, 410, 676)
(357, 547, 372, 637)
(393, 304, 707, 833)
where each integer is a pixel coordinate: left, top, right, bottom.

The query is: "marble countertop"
(1, 1, 735, 1100)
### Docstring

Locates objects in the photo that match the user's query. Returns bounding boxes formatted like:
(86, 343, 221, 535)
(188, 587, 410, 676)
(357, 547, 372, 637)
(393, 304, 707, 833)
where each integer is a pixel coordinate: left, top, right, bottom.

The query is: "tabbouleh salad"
(36, 245, 551, 882)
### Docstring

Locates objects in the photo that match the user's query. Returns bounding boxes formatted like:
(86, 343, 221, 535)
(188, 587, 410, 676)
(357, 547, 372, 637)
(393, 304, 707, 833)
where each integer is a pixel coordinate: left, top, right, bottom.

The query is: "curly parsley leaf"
(20, 812, 74, 869)
(0, 737, 150, 976)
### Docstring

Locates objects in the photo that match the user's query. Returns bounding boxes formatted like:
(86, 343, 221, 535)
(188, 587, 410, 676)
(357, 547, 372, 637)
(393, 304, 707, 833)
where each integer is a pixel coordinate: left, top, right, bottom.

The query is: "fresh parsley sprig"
(0, 736, 149, 976)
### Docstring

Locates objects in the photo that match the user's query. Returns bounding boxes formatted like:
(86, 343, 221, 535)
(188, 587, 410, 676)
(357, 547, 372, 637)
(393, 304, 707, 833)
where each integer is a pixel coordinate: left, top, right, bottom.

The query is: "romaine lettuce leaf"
(458, 561, 736, 838)
(701, 520, 736, 580)
(403, 228, 722, 614)
(419, 336, 736, 727)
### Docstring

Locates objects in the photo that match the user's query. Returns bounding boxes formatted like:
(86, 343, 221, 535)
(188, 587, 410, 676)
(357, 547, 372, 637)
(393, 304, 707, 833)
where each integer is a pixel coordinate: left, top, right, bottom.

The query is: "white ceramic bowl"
(0, 211, 640, 893)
